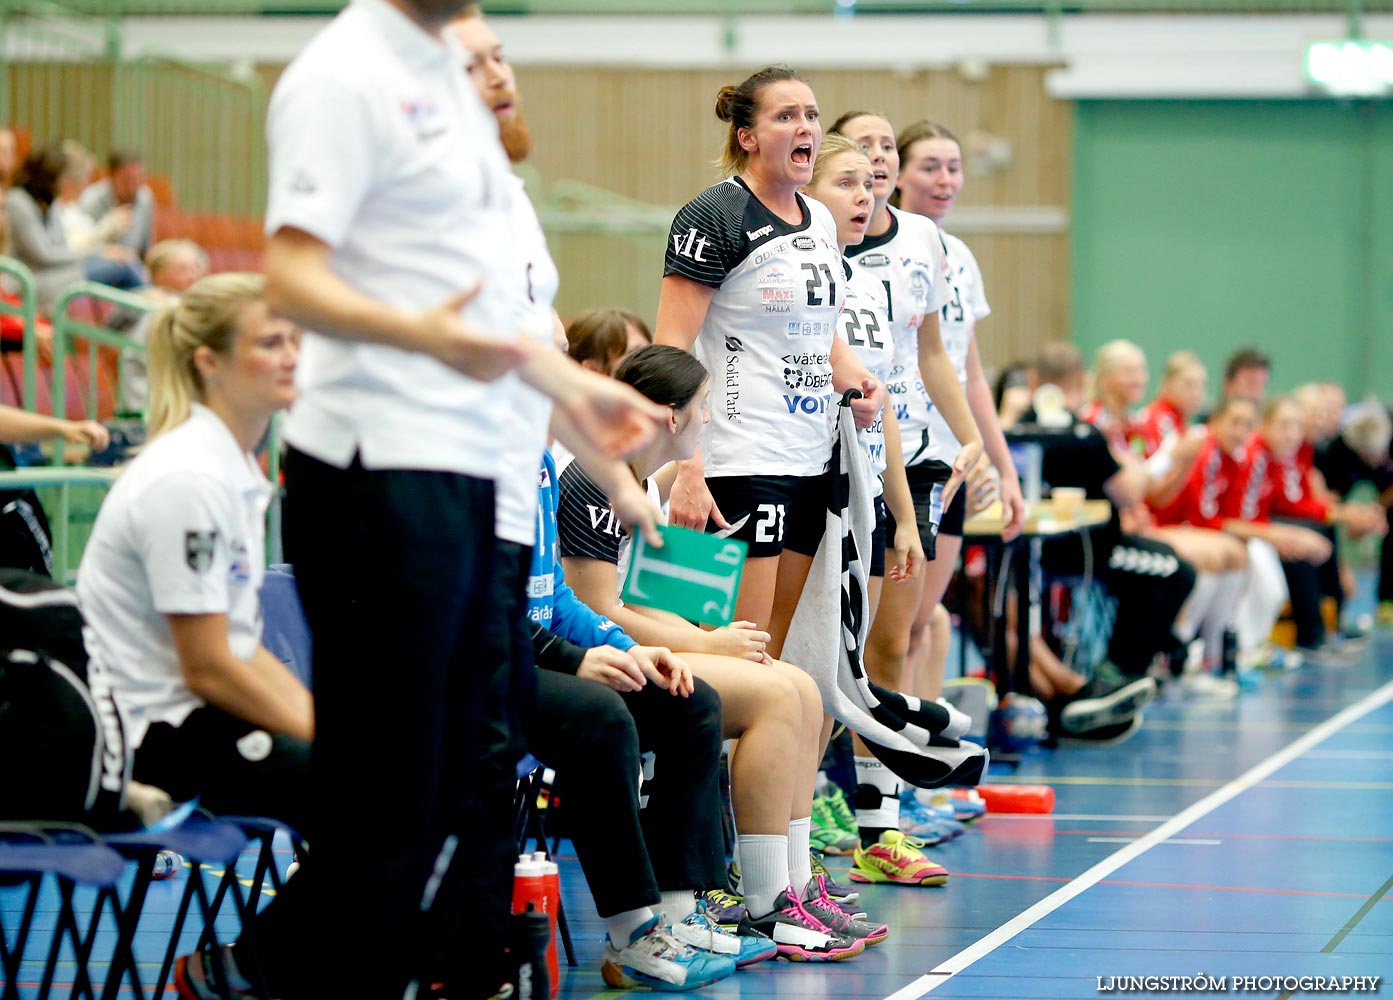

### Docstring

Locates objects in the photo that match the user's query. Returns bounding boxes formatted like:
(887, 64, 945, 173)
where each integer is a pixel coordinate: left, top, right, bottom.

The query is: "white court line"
(1085, 837, 1222, 845)
(988, 813, 1171, 823)
(883, 677, 1393, 1000)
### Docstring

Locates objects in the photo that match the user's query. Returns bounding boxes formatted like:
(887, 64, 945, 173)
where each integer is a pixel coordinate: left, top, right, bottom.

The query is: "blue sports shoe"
(670, 900, 777, 969)
(897, 790, 948, 843)
(602, 917, 736, 991)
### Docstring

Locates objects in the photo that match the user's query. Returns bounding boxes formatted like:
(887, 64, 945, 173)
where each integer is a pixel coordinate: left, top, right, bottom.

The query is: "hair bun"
(714, 86, 738, 123)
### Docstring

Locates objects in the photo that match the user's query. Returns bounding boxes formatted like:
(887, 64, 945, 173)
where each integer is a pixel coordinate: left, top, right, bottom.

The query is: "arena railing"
(0, 255, 42, 414)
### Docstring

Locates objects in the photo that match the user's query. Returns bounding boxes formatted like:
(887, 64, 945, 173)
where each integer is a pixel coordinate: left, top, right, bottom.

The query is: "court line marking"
(882, 676, 1393, 1000)
(1085, 837, 1221, 845)
(986, 813, 1170, 822)
(983, 775, 1393, 789)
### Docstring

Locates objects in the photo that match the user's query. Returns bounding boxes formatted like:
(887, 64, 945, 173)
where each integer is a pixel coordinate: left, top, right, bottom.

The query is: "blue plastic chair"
(0, 823, 126, 1000)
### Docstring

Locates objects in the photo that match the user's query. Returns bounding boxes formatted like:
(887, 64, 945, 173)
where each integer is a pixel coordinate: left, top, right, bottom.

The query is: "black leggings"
(1045, 530, 1196, 677)
(134, 707, 311, 993)
(1279, 521, 1344, 648)
(526, 669, 726, 918)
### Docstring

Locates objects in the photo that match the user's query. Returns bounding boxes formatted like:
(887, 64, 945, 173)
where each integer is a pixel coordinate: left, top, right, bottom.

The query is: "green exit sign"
(1305, 40, 1393, 97)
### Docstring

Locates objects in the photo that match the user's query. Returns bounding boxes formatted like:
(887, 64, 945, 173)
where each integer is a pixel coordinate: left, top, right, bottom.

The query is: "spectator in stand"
(6, 142, 143, 310)
(80, 147, 155, 261)
(1315, 400, 1393, 624)
(53, 140, 146, 291)
(0, 179, 56, 354)
(0, 127, 16, 187)
(116, 240, 212, 415)
(1220, 347, 1271, 404)
(1024, 344, 1186, 709)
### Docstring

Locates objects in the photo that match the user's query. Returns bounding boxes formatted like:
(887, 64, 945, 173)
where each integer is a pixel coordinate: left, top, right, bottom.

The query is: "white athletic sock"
(659, 890, 697, 923)
(854, 756, 900, 832)
(1207, 569, 1246, 662)
(605, 906, 655, 947)
(737, 834, 789, 918)
(936, 697, 973, 740)
(1175, 572, 1217, 644)
(787, 817, 813, 896)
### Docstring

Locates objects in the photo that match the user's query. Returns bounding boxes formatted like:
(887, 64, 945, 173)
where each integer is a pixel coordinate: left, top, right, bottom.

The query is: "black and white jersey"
(556, 461, 663, 600)
(664, 177, 844, 478)
(845, 206, 951, 467)
(924, 230, 991, 464)
(837, 265, 895, 495)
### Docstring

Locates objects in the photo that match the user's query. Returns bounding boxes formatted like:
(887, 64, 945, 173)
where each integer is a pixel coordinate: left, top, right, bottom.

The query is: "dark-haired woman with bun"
(655, 66, 884, 657)
(560, 344, 876, 962)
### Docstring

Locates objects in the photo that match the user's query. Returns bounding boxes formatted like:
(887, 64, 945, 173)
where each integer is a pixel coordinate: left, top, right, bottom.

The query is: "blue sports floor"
(6, 633, 1392, 998)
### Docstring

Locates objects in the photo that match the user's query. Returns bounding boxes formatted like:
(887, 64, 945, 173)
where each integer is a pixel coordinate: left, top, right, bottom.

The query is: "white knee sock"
(737, 834, 790, 918)
(787, 817, 813, 896)
(854, 755, 900, 833)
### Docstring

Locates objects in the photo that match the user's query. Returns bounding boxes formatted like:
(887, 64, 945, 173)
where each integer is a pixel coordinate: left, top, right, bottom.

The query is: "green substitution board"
(621, 525, 748, 627)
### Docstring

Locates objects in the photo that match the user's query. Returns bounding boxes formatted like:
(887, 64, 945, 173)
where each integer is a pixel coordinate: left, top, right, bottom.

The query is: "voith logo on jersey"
(859, 253, 891, 267)
(672, 227, 711, 263)
(746, 224, 774, 242)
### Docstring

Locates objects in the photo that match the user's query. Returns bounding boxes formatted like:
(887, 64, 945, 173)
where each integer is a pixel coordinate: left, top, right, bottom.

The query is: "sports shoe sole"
(1060, 677, 1157, 735)
(601, 960, 727, 992)
(775, 939, 865, 962)
(848, 864, 949, 887)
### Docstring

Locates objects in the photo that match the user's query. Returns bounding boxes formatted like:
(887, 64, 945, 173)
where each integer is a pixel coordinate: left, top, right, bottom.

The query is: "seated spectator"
(0, 181, 55, 355)
(566, 307, 653, 374)
(1220, 346, 1271, 405)
(53, 140, 146, 290)
(1024, 343, 1196, 690)
(116, 239, 211, 414)
(0, 126, 16, 188)
(79, 147, 154, 261)
(1152, 396, 1287, 670)
(524, 446, 753, 988)
(5, 142, 141, 311)
(75, 273, 310, 1000)
(994, 359, 1035, 431)
(1315, 400, 1393, 623)
(1133, 350, 1206, 455)
(559, 345, 876, 959)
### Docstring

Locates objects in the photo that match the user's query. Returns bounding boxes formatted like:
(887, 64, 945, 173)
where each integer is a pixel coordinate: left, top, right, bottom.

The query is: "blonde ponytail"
(145, 272, 264, 439)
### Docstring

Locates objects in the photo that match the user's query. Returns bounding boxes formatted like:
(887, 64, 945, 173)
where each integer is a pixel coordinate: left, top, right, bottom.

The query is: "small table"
(962, 498, 1112, 704)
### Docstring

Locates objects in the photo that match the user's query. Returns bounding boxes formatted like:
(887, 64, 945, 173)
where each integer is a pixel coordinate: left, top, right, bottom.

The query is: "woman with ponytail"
(78, 272, 312, 1000)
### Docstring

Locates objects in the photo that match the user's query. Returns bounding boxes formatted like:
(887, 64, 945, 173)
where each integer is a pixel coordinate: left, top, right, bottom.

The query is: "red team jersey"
(1243, 436, 1331, 524)
(1150, 432, 1252, 530)
(1131, 397, 1185, 459)
(1078, 402, 1135, 455)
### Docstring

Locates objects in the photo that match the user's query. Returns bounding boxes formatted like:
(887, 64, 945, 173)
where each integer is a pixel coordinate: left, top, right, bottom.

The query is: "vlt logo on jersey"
(672, 228, 711, 263)
(746, 224, 774, 242)
(791, 236, 817, 252)
(859, 253, 891, 267)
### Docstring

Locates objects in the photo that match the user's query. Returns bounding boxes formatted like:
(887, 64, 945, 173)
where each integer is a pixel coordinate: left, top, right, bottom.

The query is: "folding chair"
(93, 813, 249, 1000)
(0, 823, 125, 1000)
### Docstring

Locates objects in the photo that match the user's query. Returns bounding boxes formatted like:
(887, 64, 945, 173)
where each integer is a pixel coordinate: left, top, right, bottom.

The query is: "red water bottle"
(533, 852, 561, 996)
(977, 783, 1055, 814)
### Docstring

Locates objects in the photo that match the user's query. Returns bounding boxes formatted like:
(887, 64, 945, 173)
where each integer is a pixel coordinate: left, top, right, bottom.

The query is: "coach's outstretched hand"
(415, 287, 530, 382)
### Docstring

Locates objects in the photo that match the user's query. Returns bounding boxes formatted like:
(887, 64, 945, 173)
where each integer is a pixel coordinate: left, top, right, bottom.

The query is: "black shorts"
(869, 494, 888, 577)
(938, 483, 967, 538)
(890, 460, 951, 561)
(706, 472, 831, 559)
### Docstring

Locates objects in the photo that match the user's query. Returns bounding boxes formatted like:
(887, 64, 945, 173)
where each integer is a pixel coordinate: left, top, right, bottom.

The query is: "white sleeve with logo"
(134, 471, 240, 616)
(924, 230, 990, 463)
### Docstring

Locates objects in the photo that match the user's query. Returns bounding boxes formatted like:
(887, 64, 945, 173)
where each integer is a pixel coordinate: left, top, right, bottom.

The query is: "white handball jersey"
(77, 405, 272, 747)
(924, 230, 991, 464)
(664, 177, 844, 478)
(837, 264, 896, 495)
(495, 174, 562, 547)
(845, 206, 951, 468)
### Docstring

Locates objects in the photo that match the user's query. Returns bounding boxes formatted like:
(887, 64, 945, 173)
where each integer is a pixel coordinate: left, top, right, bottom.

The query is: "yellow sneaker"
(848, 831, 949, 886)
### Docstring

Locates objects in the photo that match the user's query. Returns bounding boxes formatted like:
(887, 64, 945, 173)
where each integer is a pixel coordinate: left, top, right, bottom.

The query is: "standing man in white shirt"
(263, 0, 663, 996)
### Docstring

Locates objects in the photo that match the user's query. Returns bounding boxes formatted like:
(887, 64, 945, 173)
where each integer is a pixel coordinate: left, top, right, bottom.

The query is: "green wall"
(1073, 100, 1392, 401)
